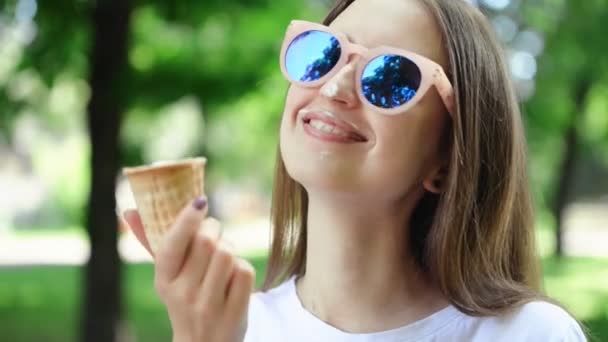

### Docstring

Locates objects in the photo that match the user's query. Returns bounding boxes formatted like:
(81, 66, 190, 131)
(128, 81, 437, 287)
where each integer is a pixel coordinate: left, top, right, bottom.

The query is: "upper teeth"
(309, 119, 348, 137)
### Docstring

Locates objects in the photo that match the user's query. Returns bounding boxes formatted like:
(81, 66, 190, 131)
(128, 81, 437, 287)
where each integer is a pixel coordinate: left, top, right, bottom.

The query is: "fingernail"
(193, 196, 207, 210)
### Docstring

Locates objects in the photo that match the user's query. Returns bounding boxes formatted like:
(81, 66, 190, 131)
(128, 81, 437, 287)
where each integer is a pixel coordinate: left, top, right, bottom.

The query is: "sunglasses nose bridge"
(344, 43, 368, 60)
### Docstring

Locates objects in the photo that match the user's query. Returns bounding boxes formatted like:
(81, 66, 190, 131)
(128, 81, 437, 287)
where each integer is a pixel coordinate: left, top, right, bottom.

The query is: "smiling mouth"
(300, 109, 368, 143)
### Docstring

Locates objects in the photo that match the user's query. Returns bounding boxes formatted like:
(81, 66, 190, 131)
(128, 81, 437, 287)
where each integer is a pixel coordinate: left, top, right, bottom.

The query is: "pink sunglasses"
(280, 20, 455, 116)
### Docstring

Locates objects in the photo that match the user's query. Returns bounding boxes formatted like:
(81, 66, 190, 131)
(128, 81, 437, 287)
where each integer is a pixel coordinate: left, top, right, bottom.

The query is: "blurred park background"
(0, 0, 607, 341)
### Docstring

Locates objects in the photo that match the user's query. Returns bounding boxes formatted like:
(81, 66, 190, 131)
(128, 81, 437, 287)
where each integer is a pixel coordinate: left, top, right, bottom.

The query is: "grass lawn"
(0, 255, 607, 341)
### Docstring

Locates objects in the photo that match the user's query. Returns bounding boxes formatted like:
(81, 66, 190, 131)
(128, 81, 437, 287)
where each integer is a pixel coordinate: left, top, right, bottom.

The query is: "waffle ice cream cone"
(123, 157, 206, 253)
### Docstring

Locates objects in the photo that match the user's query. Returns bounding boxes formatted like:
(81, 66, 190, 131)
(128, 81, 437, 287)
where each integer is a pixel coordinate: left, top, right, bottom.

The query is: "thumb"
(122, 209, 154, 257)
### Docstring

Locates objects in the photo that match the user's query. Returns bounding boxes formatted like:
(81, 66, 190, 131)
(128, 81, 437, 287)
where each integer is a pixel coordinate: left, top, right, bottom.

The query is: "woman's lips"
(299, 109, 368, 143)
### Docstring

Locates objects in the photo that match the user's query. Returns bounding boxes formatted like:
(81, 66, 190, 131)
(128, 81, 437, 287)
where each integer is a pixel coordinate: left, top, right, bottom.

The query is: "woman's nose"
(319, 63, 359, 108)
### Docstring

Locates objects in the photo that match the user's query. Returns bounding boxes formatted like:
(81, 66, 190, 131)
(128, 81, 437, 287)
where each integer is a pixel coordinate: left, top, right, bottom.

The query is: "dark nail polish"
(193, 196, 207, 210)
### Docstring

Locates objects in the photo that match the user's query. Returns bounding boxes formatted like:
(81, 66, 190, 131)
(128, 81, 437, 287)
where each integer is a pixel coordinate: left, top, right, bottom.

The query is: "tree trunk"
(81, 0, 132, 341)
(552, 77, 592, 257)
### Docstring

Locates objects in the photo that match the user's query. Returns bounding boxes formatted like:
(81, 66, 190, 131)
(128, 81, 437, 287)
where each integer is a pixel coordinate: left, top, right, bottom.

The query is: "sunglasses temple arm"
(433, 69, 455, 117)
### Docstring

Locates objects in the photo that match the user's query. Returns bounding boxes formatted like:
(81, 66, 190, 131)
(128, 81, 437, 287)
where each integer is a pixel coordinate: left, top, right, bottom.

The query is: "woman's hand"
(122, 197, 255, 342)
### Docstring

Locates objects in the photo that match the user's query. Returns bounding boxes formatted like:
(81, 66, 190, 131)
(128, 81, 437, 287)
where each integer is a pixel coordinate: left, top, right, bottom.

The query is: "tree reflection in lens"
(300, 35, 341, 82)
(362, 55, 420, 108)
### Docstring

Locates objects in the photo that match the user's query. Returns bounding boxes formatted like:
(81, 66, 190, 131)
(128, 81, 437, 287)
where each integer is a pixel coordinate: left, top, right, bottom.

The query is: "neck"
(295, 188, 448, 333)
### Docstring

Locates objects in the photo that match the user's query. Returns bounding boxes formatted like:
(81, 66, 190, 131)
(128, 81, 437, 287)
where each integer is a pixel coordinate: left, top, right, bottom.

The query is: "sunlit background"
(1, 0, 607, 341)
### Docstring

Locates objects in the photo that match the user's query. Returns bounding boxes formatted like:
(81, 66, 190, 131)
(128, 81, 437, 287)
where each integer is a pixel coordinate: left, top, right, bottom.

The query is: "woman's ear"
(423, 165, 448, 194)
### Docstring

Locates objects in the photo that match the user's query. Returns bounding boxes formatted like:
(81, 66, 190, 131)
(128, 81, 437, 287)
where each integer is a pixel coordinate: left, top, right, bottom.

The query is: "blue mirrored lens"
(361, 55, 421, 109)
(285, 30, 341, 82)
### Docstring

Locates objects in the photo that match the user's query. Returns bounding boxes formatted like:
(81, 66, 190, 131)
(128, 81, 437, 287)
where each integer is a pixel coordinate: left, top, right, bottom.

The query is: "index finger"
(155, 196, 208, 281)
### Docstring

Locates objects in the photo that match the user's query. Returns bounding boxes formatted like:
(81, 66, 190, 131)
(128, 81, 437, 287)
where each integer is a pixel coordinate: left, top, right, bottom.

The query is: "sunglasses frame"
(280, 20, 455, 116)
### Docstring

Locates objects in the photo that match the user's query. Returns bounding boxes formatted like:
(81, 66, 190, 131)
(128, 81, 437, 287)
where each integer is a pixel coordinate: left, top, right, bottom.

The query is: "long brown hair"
(261, 0, 545, 316)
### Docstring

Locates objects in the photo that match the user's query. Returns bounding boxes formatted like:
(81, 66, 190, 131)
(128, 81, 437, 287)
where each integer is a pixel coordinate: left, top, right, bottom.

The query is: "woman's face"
(280, 0, 450, 201)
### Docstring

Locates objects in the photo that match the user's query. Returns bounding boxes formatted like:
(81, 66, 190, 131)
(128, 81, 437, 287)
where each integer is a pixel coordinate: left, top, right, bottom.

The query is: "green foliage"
(30, 129, 90, 226)
(523, 0, 608, 214)
(0, 253, 269, 342)
(0, 0, 325, 230)
(20, 0, 91, 85)
(119, 0, 324, 176)
(125, 1, 320, 110)
(205, 71, 287, 190)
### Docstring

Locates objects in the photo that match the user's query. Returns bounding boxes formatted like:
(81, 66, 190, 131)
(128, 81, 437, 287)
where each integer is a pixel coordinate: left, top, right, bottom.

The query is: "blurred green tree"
(0, 0, 320, 340)
(523, 0, 608, 256)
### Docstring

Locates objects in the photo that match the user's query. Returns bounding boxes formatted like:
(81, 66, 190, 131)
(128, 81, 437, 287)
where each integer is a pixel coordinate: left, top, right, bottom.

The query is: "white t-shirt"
(244, 276, 586, 342)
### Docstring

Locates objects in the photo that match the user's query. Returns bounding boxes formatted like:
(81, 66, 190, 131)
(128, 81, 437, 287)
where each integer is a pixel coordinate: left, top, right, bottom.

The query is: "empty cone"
(123, 157, 206, 253)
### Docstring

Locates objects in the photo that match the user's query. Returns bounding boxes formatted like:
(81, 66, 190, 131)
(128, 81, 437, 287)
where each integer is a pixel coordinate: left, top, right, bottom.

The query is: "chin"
(280, 140, 367, 195)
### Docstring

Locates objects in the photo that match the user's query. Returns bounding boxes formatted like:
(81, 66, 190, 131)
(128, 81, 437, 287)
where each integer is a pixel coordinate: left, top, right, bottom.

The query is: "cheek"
(279, 85, 328, 184)
(367, 121, 426, 194)
(279, 85, 310, 159)
(367, 102, 448, 194)
(281, 85, 315, 125)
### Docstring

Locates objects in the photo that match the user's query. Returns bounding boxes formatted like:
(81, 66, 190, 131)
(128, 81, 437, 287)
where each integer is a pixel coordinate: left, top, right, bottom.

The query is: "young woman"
(124, 0, 587, 340)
